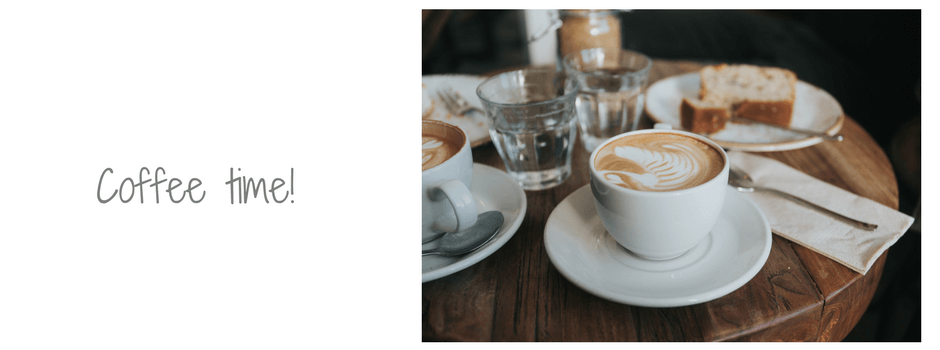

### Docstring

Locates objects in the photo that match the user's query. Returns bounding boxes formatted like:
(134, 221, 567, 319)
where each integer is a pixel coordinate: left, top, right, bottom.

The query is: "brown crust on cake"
(680, 98, 731, 134)
(734, 100, 794, 126)
(688, 64, 797, 132)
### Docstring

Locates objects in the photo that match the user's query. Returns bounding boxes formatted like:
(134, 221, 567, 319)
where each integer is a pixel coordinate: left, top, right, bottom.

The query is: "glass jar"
(557, 10, 622, 59)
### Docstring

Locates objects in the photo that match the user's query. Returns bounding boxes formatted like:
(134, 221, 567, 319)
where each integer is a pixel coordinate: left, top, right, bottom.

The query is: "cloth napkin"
(727, 151, 914, 275)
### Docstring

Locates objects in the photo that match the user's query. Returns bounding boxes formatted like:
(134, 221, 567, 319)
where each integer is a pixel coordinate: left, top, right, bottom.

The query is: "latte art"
(594, 133, 724, 191)
(421, 136, 450, 171)
(422, 120, 467, 171)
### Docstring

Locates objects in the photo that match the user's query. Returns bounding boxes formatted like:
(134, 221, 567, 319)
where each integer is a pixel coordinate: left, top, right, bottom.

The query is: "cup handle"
(654, 123, 673, 130)
(433, 180, 478, 233)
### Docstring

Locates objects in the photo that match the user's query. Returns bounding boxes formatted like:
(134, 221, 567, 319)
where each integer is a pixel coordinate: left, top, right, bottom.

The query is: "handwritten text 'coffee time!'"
(96, 167, 295, 204)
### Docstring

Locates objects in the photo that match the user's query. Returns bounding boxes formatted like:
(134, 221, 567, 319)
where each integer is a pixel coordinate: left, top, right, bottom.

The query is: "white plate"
(544, 185, 772, 307)
(422, 163, 527, 282)
(422, 74, 491, 148)
(644, 72, 845, 152)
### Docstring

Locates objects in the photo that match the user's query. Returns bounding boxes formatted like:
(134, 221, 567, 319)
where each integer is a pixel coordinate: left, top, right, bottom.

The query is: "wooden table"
(422, 59, 898, 341)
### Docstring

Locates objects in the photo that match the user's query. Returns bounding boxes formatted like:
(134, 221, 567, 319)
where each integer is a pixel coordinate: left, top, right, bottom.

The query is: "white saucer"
(544, 185, 771, 307)
(422, 163, 527, 283)
(645, 72, 844, 152)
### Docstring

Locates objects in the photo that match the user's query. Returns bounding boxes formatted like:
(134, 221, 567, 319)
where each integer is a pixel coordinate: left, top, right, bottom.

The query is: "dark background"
(423, 9, 921, 342)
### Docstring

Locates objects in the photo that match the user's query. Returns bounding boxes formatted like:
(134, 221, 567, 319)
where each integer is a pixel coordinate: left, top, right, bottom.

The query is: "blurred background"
(423, 9, 920, 342)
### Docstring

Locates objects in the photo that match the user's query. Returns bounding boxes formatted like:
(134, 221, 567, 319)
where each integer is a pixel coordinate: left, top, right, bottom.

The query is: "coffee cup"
(423, 120, 478, 241)
(588, 124, 729, 260)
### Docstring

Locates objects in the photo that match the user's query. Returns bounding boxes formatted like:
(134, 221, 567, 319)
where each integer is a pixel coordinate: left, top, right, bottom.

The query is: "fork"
(436, 86, 485, 116)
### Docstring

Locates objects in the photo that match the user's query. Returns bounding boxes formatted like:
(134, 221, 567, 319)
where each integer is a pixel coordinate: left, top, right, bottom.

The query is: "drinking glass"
(563, 48, 652, 152)
(476, 68, 579, 191)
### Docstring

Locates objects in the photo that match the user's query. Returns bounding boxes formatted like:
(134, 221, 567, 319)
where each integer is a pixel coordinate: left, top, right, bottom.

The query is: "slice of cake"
(680, 97, 729, 134)
(680, 64, 797, 133)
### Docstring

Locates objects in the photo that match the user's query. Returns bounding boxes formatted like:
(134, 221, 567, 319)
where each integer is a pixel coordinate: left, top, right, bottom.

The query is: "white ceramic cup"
(422, 120, 478, 241)
(588, 124, 730, 260)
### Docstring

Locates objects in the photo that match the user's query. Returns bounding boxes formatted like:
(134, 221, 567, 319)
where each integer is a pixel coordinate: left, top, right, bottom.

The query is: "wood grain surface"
(422, 59, 897, 342)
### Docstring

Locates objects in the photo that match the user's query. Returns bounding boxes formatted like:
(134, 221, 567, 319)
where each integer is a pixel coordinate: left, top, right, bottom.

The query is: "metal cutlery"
(436, 86, 485, 116)
(730, 117, 844, 142)
(423, 211, 504, 257)
(728, 167, 878, 230)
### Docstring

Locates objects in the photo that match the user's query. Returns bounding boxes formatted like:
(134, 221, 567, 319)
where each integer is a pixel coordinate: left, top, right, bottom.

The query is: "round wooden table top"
(422, 59, 898, 341)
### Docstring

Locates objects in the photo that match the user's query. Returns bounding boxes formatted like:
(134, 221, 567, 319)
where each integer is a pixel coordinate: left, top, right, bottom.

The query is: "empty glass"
(563, 48, 652, 152)
(476, 68, 579, 191)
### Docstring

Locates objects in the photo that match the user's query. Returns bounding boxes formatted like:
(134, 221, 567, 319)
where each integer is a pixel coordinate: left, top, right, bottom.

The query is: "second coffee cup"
(588, 124, 729, 260)
(423, 120, 478, 242)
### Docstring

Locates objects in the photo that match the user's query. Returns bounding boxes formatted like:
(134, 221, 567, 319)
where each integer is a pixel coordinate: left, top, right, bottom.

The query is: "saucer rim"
(421, 163, 527, 282)
(544, 185, 772, 307)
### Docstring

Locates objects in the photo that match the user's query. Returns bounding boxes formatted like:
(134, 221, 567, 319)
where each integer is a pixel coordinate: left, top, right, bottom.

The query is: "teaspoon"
(728, 167, 878, 230)
(422, 211, 504, 256)
(731, 118, 844, 142)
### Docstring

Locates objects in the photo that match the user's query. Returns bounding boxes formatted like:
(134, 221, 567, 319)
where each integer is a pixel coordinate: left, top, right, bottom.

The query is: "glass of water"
(563, 48, 651, 152)
(476, 68, 579, 191)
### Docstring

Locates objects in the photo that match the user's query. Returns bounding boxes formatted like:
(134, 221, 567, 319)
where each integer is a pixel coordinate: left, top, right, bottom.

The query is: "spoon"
(422, 231, 446, 244)
(422, 211, 504, 256)
(728, 167, 878, 230)
(730, 118, 844, 142)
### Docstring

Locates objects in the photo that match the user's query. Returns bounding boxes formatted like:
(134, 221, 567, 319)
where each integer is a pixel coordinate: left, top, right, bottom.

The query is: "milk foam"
(594, 133, 723, 191)
(422, 136, 459, 171)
